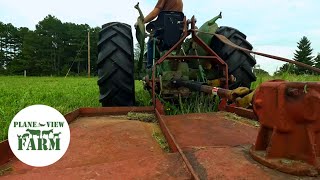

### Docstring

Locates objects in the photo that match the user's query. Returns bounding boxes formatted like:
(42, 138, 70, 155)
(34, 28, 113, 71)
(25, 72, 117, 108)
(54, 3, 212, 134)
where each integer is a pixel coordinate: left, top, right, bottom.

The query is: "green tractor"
(97, 3, 256, 106)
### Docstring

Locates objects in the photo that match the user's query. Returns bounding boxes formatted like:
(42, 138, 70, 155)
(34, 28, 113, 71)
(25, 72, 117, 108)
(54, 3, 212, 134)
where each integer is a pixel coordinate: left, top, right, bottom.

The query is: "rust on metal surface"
(0, 106, 155, 167)
(79, 106, 154, 116)
(182, 146, 299, 180)
(251, 80, 320, 176)
(0, 141, 13, 167)
(3, 154, 189, 179)
(162, 112, 257, 148)
(155, 109, 200, 180)
(155, 99, 165, 115)
(64, 109, 80, 123)
(225, 105, 257, 120)
(155, 110, 178, 153)
(250, 148, 320, 177)
(2, 116, 190, 179)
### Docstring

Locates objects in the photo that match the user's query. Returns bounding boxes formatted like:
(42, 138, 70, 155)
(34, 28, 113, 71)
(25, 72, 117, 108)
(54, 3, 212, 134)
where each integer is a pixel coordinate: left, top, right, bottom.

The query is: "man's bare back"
(143, 0, 184, 24)
(155, 0, 183, 12)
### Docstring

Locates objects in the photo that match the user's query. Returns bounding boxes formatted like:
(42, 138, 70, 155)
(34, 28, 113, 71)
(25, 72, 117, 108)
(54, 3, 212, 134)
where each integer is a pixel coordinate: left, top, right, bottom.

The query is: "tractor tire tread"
(97, 22, 135, 106)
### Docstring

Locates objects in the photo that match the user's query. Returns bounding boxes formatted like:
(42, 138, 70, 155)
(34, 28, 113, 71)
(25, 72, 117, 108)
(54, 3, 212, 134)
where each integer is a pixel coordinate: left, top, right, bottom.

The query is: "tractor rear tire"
(97, 22, 135, 106)
(211, 26, 256, 89)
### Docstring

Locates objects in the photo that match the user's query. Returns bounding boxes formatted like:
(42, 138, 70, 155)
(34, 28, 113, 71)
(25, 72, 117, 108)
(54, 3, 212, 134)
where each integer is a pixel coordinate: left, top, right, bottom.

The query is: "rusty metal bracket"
(250, 80, 320, 176)
(155, 99, 200, 180)
(151, 17, 230, 108)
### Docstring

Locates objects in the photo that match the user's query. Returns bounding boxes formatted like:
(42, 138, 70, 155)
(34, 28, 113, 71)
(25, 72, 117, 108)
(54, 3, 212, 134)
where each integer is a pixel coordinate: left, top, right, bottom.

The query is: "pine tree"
(315, 53, 320, 69)
(293, 36, 314, 74)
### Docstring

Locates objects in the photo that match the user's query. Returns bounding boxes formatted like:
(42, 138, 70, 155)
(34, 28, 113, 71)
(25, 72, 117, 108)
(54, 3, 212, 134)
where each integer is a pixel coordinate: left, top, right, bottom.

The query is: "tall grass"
(0, 77, 149, 141)
(251, 73, 320, 89)
(134, 80, 152, 106)
(159, 93, 219, 115)
(0, 76, 101, 141)
(0, 74, 319, 141)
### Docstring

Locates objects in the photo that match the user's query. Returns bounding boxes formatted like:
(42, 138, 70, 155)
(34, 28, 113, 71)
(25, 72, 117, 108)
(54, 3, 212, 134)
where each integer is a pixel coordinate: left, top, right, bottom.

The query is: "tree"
(274, 63, 295, 75)
(293, 36, 314, 74)
(0, 15, 101, 76)
(315, 53, 320, 69)
(254, 69, 270, 76)
(0, 23, 20, 70)
(253, 64, 270, 76)
(6, 27, 33, 75)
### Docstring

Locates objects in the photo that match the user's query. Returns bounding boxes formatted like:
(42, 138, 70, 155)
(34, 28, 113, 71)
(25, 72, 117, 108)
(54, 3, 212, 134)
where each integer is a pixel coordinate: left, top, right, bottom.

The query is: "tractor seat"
(146, 11, 184, 51)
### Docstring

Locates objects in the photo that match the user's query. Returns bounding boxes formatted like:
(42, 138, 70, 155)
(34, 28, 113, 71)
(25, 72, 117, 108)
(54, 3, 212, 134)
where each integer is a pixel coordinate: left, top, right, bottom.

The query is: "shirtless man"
(143, 0, 183, 24)
(137, 0, 184, 68)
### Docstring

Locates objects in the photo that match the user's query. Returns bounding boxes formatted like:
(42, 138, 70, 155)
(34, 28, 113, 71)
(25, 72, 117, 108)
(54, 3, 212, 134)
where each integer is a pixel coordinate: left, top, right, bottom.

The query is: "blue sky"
(0, 0, 319, 74)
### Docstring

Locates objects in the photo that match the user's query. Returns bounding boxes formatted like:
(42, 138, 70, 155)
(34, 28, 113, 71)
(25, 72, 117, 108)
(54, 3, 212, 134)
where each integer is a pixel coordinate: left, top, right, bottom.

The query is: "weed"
(152, 128, 170, 153)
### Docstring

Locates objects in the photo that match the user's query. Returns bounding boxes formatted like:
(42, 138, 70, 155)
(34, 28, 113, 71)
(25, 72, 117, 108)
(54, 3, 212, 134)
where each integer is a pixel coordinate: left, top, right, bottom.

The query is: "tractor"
(97, 3, 257, 107)
(1, 3, 320, 179)
(93, 4, 320, 176)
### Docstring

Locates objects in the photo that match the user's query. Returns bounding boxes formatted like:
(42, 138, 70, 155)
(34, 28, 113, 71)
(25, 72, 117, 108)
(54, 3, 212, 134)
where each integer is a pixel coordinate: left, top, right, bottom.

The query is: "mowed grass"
(0, 74, 319, 141)
(251, 73, 320, 89)
(0, 76, 150, 141)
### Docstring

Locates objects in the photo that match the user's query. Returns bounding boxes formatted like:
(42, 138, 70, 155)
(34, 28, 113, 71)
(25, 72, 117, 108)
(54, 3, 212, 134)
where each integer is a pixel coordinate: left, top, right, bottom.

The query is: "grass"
(127, 112, 156, 123)
(152, 127, 170, 152)
(0, 76, 150, 141)
(251, 73, 320, 89)
(223, 112, 260, 127)
(126, 112, 169, 152)
(160, 93, 220, 115)
(0, 73, 319, 141)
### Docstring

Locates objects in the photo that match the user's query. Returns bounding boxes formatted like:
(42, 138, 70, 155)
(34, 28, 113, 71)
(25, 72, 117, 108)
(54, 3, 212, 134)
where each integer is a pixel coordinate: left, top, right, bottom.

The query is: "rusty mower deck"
(0, 107, 317, 179)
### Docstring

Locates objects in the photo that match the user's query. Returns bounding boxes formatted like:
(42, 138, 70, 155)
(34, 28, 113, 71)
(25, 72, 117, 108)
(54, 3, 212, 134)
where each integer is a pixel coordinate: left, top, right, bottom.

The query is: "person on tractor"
(142, 0, 184, 69)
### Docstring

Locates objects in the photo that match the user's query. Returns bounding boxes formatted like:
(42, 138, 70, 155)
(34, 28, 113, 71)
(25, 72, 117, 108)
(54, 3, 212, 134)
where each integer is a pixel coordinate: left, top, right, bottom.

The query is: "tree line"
(276, 36, 320, 75)
(1, 16, 319, 77)
(0, 15, 101, 76)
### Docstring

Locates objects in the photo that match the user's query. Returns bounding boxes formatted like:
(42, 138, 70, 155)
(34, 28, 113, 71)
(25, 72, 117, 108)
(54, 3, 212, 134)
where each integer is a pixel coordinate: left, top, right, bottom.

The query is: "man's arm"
(143, 0, 165, 24)
(143, 8, 161, 24)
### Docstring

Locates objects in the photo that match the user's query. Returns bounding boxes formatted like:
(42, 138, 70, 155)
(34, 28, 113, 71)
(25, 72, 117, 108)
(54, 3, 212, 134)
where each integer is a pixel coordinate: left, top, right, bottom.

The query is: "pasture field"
(0, 76, 150, 141)
(0, 74, 319, 141)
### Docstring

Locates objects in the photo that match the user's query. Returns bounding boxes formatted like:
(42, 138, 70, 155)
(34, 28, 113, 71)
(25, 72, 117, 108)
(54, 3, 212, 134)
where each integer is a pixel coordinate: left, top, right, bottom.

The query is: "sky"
(0, 0, 319, 75)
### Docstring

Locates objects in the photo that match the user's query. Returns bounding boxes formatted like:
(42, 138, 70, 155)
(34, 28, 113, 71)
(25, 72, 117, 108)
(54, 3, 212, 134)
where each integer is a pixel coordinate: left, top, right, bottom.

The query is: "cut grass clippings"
(222, 112, 260, 127)
(127, 112, 156, 123)
(152, 126, 170, 153)
(126, 112, 169, 152)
